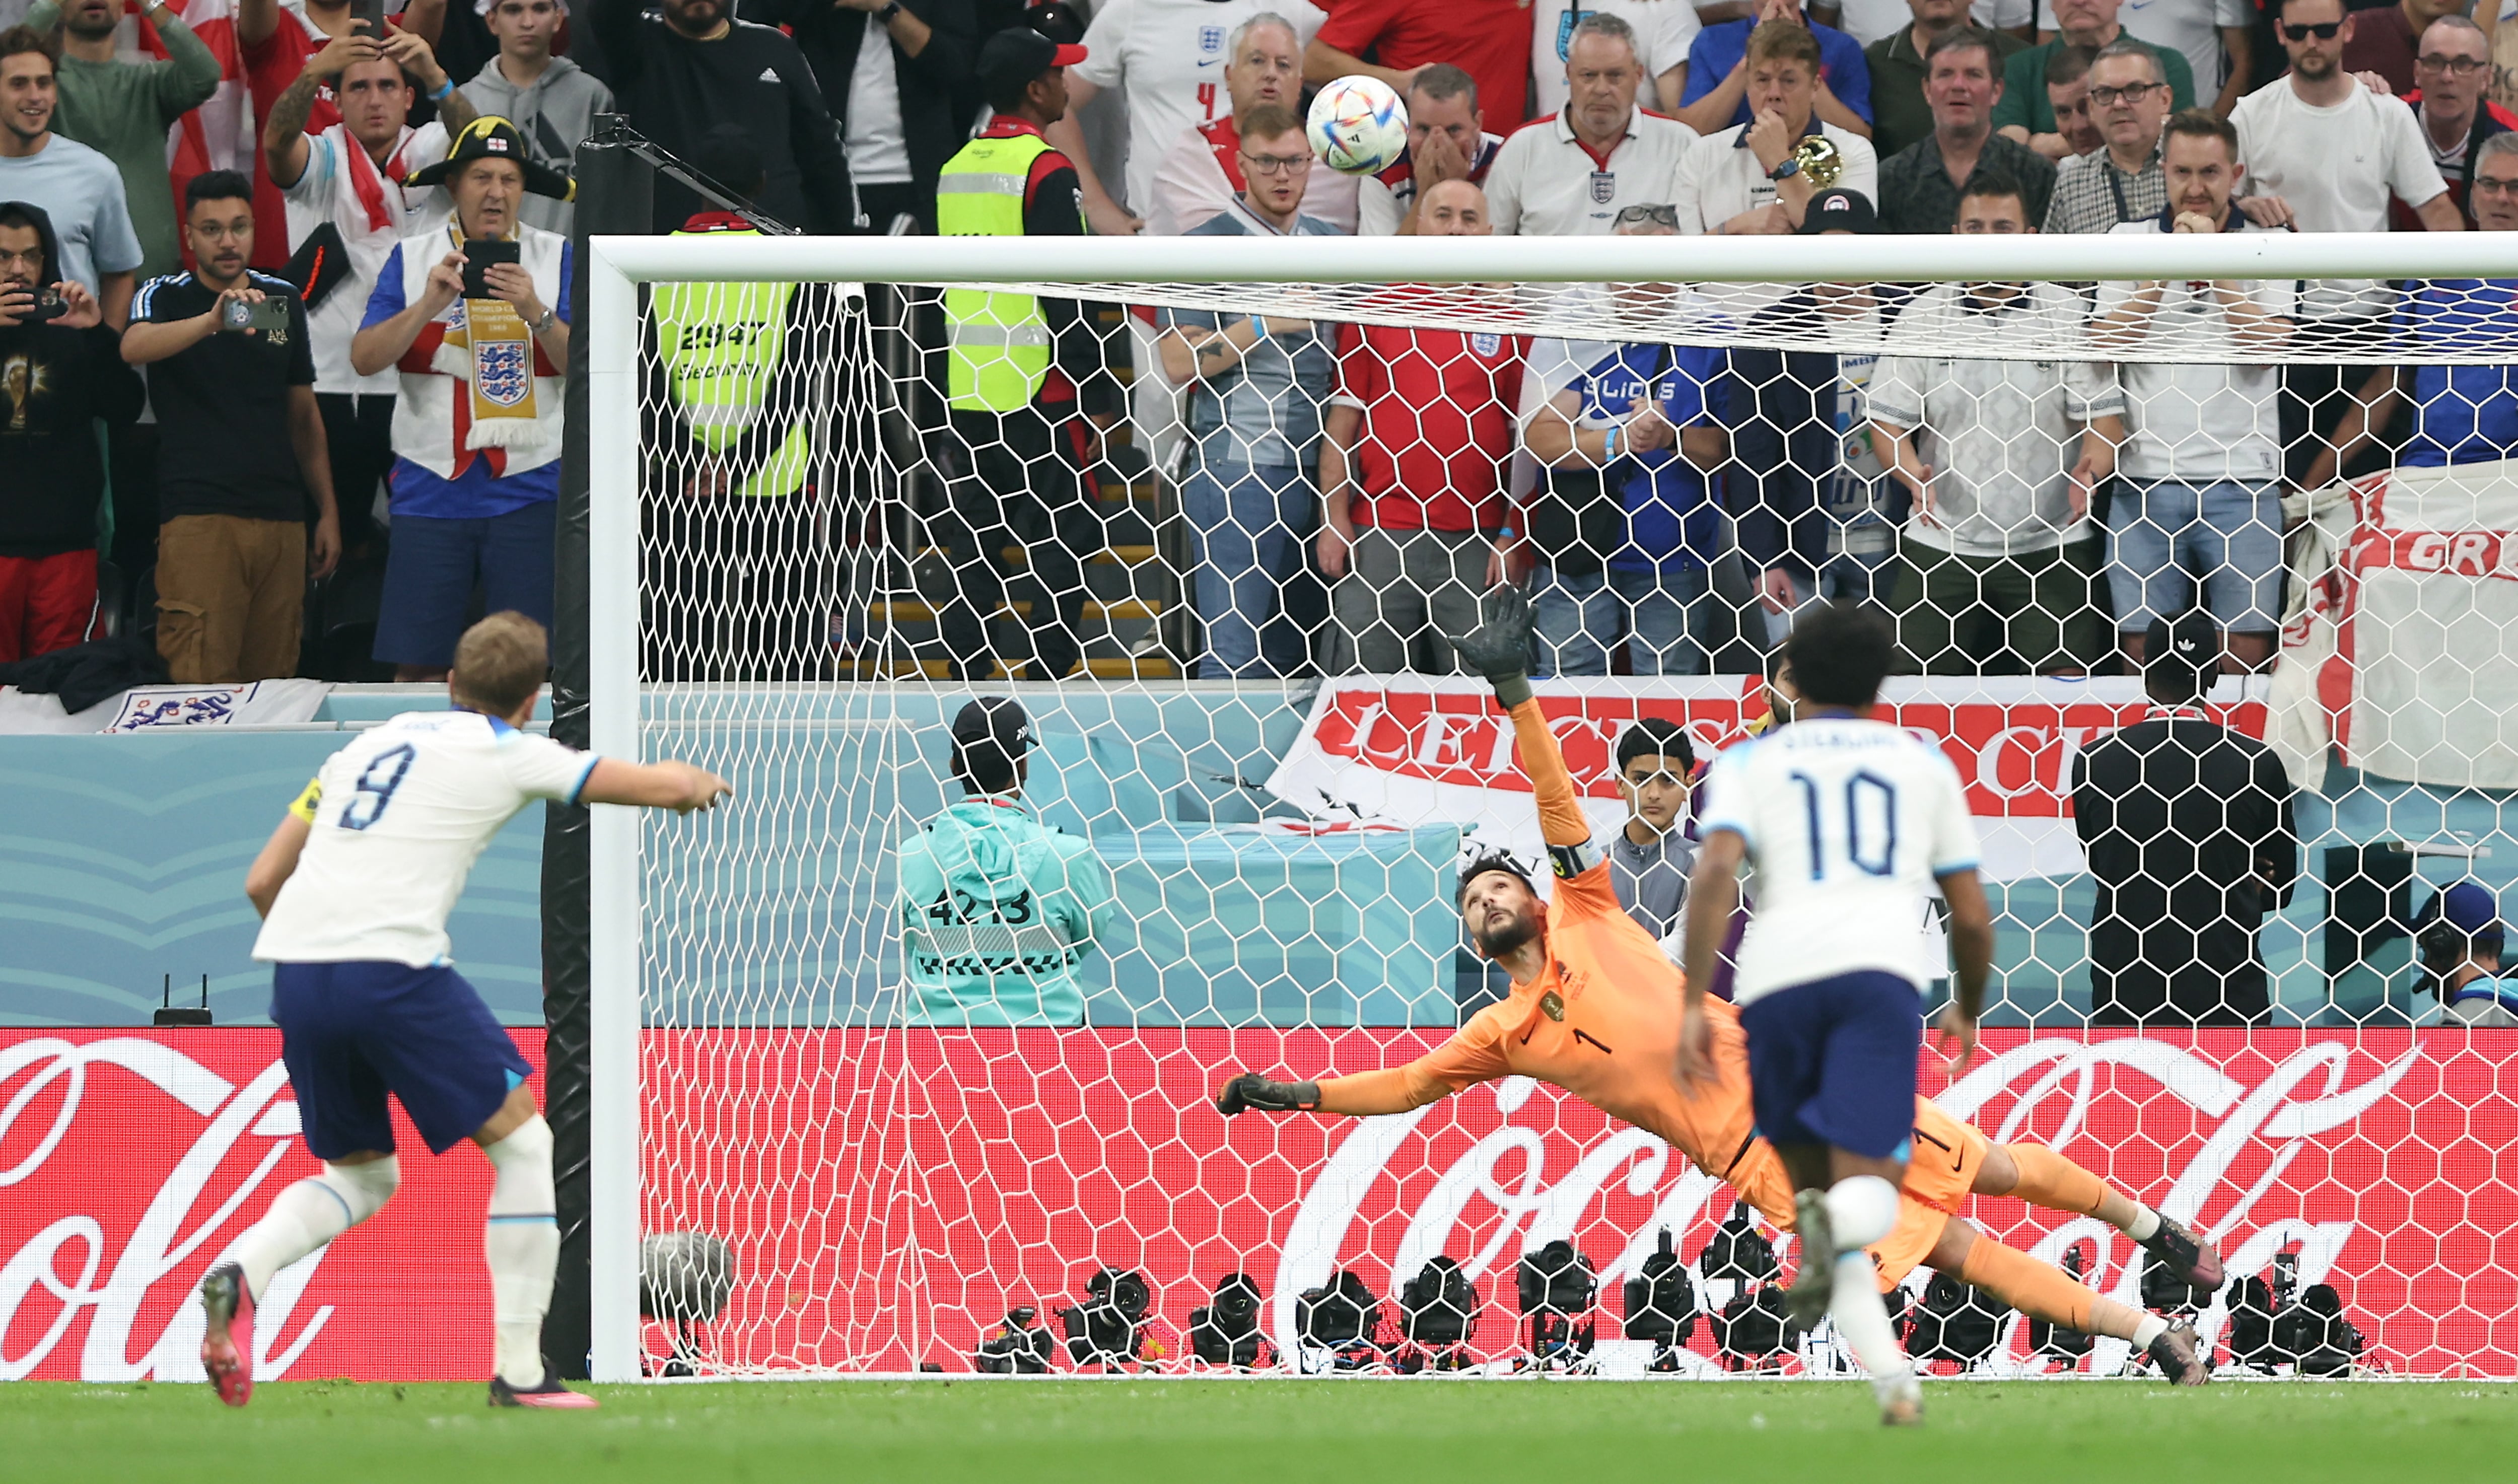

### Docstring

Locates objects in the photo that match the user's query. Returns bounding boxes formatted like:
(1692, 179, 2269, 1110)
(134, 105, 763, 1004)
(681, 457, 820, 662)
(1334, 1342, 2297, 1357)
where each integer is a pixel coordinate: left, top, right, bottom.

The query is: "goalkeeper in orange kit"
(1216, 591, 2217, 1385)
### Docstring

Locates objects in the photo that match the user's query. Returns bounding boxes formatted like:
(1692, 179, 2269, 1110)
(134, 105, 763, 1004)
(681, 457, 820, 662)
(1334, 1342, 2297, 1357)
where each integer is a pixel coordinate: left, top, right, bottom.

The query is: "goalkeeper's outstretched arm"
(1216, 1022, 1514, 1118)
(1443, 586, 1591, 852)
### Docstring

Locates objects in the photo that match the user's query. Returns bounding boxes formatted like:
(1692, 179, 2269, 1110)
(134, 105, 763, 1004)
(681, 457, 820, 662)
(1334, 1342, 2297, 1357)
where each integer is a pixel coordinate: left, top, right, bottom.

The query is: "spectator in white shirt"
(1487, 13, 1701, 238)
(1871, 171, 2122, 675)
(264, 25, 463, 563)
(1531, 0, 1700, 116)
(1142, 11, 1358, 237)
(2231, 0, 2458, 480)
(1674, 19, 1881, 235)
(1356, 63, 1505, 236)
(2089, 109, 2293, 673)
(1049, 0, 1323, 238)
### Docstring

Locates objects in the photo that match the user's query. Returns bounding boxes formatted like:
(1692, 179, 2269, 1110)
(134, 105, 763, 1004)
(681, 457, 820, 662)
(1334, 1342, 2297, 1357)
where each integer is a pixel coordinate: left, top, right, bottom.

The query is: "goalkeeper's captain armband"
(1215, 1074, 1321, 1115)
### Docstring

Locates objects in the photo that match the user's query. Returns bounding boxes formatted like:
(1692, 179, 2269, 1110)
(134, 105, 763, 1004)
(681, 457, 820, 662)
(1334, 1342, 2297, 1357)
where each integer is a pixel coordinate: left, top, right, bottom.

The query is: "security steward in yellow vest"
(644, 124, 832, 681)
(933, 26, 1118, 682)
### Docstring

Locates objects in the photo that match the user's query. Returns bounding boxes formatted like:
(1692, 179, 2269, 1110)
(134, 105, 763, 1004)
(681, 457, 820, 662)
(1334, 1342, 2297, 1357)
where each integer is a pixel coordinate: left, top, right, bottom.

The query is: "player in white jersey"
(1678, 602, 1993, 1426)
(200, 613, 731, 1410)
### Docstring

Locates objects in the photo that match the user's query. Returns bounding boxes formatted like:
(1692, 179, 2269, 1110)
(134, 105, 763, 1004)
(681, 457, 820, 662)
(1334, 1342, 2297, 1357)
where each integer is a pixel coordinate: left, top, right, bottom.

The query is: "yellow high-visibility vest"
(937, 130, 1061, 411)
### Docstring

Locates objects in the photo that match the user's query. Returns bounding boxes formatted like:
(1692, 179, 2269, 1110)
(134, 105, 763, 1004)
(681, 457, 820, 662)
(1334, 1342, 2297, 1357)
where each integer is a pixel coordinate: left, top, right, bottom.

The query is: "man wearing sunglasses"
(2231, 0, 2459, 485)
(2392, 15, 2517, 230)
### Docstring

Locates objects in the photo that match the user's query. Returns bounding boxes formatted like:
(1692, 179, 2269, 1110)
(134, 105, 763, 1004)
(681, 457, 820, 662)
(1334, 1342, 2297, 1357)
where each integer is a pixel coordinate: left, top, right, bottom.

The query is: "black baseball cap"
(1800, 187, 1876, 234)
(977, 25, 1087, 96)
(2142, 611, 2222, 701)
(1615, 718, 1696, 775)
(1023, 0, 1088, 44)
(950, 696, 1034, 787)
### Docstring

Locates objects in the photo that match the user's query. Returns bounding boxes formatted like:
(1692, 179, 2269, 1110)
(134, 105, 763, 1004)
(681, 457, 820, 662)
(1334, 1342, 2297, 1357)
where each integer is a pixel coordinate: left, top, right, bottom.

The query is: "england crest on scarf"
(476, 340, 532, 407)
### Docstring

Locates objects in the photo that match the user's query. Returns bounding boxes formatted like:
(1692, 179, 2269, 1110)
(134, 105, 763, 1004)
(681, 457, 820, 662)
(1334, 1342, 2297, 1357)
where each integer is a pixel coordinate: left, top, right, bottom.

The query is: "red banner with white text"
(10, 1027, 2512, 1382)
(1264, 676, 2271, 882)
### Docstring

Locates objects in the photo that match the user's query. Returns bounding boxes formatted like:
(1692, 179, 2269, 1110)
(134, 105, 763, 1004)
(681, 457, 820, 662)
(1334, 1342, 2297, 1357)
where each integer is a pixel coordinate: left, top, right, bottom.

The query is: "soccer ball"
(1306, 75, 1409, 176)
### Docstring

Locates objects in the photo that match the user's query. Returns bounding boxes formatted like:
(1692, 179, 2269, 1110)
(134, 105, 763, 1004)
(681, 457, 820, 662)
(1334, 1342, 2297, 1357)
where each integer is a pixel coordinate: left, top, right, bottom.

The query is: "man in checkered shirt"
(2044, 38, 2174, 232)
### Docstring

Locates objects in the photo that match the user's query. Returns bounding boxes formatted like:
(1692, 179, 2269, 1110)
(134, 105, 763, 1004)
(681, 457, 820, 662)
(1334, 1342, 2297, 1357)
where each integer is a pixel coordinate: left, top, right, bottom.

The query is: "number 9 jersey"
(1697, 716, 1980, 1005)
(252, 711, 598, 967)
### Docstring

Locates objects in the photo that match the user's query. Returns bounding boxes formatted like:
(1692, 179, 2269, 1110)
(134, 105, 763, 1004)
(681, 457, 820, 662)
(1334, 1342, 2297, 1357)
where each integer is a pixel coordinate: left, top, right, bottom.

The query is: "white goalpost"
(582, 231, 2518, 1383)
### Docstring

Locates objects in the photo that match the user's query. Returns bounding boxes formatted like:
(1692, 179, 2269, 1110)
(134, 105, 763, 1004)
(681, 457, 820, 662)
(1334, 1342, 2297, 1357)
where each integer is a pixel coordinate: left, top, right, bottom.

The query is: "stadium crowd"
(0, 0, 2514, 689)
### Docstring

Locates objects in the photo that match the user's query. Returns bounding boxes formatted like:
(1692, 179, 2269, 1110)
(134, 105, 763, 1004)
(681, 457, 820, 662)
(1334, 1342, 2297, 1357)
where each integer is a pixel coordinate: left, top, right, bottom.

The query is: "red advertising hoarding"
(8, 1027, 2512, 1381)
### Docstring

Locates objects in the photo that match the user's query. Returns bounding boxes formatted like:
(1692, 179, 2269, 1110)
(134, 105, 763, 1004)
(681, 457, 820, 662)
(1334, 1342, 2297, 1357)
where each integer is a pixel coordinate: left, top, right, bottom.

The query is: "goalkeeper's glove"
(1441, 586, 1535, 710)
(1215, 1073, 1321, 1115)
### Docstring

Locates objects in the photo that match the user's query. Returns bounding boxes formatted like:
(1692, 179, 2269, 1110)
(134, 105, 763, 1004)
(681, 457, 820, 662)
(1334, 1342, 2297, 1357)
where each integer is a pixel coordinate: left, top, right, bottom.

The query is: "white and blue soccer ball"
(1306, 75, 1410, 176)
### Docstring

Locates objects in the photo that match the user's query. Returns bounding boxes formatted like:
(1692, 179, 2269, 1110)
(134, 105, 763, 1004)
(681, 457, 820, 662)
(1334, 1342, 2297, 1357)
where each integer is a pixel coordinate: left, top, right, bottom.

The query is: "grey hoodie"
(458, 55, 615, 235)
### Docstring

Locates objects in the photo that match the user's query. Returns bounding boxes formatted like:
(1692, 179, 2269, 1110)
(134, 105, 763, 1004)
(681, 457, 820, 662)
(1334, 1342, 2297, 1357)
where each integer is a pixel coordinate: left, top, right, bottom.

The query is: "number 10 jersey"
(1697, 716, 1981, 1005)
(253, 710, 597, 968)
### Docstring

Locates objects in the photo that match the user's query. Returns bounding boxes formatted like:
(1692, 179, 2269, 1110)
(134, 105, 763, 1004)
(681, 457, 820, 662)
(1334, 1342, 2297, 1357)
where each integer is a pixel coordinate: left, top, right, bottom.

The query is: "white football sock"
(483, 1114, 559, 1389)
(2131, 1314, 2169, 1349)
(2124, 1206, 2163, 1241)
(1830, 1251, 1915, 1400)
(234, 1158, 400, 1301)
(1823, 1175, 1902, 1253)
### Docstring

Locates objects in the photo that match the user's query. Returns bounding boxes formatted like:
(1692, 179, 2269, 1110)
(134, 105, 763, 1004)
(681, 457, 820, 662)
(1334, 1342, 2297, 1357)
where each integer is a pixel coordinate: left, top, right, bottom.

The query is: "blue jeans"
(2106, 478, 2283, 633)
(1181, 459, 1310, 678)
(1532, 564, 1712, 676)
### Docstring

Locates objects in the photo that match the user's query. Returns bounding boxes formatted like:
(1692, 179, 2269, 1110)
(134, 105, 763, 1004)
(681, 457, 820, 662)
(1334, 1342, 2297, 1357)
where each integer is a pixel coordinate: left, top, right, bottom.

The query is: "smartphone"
(19, 286, 67, 323)
(219, 296, 291, 335)
(349, 0, 388, 40)
(461, 238, 520, 300)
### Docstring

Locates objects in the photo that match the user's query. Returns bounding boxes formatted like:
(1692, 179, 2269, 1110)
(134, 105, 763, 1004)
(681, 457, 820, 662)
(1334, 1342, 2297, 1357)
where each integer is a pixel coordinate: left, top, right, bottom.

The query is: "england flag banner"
(1267, 676, 2270, 882)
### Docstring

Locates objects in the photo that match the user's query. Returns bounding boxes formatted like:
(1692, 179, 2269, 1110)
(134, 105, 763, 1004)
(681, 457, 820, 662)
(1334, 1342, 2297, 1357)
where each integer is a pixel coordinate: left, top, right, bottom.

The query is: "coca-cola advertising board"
(11, 1027, 2511, 1380)
(1264, 676, 2270, 881)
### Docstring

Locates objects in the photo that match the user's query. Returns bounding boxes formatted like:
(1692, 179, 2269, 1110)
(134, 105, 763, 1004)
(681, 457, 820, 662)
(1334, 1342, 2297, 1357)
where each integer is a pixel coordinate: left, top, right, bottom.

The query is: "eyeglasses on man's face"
(2281, 20, 2343, 41)
(2472, 173, 2518, 196)
(1240, 153, 1311, 175)
(2417, 53, 2488, 76)
(2088, 82, 2165, 107)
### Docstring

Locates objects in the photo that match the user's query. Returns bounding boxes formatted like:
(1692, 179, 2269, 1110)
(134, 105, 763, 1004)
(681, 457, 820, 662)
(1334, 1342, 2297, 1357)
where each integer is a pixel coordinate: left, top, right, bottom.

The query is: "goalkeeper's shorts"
(272, 960, 533, 1159)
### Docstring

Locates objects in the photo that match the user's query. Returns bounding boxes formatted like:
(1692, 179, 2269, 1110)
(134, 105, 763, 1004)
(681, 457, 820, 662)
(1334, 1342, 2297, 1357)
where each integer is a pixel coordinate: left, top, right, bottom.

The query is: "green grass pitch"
(8, 1379, 2517, 1483)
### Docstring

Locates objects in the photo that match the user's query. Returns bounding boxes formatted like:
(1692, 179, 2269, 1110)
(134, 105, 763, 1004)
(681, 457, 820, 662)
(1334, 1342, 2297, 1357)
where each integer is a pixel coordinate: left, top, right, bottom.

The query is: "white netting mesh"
(612, 247, 2516, 1380)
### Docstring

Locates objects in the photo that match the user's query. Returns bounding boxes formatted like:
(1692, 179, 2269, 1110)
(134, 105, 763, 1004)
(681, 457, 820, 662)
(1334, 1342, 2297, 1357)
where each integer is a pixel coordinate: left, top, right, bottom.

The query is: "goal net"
(585, 232, 2518, 1382)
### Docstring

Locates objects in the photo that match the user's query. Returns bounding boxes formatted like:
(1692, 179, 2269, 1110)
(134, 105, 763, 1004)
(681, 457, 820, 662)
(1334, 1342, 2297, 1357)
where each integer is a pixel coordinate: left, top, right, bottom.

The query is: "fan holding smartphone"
(347, 117, 577, 683)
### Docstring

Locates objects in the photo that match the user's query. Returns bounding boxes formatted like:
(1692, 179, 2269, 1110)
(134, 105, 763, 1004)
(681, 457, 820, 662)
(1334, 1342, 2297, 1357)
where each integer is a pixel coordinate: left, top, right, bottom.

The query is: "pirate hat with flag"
(405, 116, 576, 200)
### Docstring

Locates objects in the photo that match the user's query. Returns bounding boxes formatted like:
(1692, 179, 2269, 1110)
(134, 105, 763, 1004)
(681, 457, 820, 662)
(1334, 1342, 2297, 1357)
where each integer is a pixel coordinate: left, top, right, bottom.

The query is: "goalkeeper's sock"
(233, 1158, 400, 1302)
(2002, 1143, 2156, 1237)
(1829, 1251, 1915, 1398)
(482, 1115, 559, 1390)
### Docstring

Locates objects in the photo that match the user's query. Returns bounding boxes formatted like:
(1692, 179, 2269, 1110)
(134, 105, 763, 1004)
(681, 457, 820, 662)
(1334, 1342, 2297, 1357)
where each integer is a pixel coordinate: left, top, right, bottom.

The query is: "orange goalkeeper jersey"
(1321, 699, 1775, 1217)
(1316, 698, 1981, 1285)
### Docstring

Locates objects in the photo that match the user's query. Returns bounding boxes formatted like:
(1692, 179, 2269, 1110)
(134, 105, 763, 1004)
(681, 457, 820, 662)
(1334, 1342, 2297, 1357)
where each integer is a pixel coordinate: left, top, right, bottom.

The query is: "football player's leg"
(1925, 1219, 2207, 1386)
(475, 1083, 577, 1402)
(1977, 1141, 2223, 1289)
(360, 964, 591, 1405)
(1744, 975, 1918, 1417)
(208, 965, 403, 1405)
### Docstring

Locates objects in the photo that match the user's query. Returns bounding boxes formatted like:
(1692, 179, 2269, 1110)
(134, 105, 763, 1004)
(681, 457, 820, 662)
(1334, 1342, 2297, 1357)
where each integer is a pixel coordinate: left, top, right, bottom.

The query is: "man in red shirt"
(1306, 0, 1537, 132)
(1318, 178, 1526, 673)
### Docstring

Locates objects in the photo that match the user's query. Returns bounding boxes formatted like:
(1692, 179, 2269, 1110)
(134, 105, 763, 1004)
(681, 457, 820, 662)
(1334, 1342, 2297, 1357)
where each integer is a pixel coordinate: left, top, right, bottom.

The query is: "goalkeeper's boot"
(2146, 1317, 2211, 1387)
(489, 1374, 600, 1410)
(1878, 1372, 1925, 1428)
(1785, 1189, 1837, 1329)
(199, 1262, 255, 1407)
(2139, 1217, 2224, 1293)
